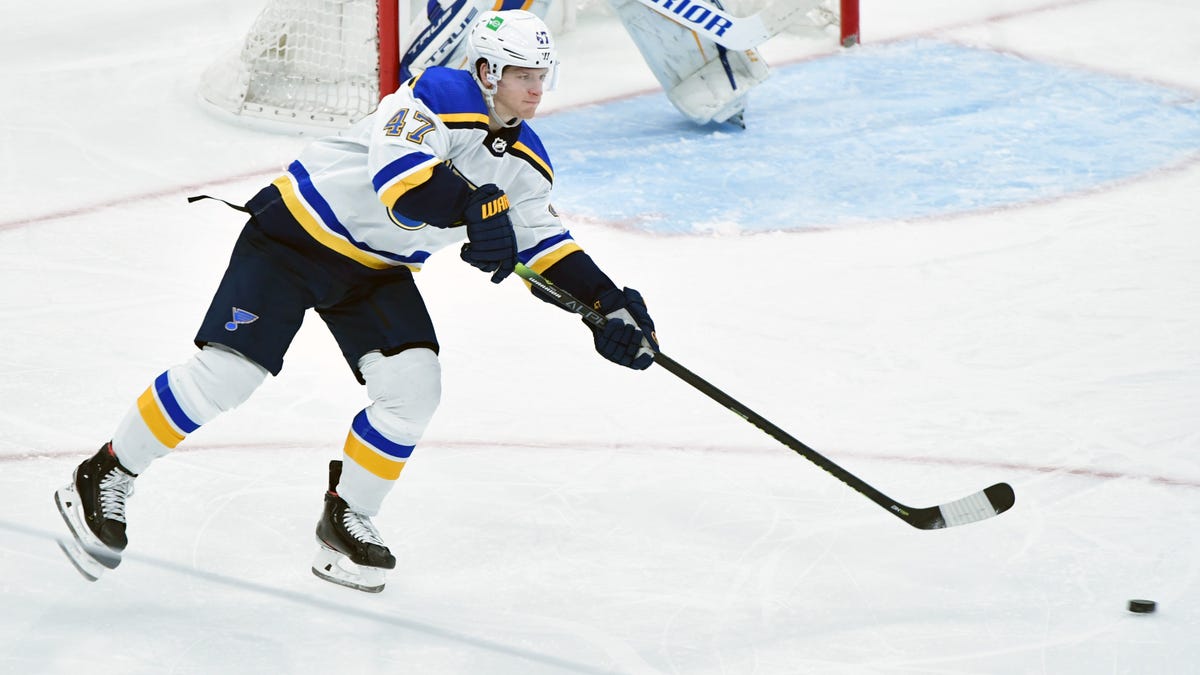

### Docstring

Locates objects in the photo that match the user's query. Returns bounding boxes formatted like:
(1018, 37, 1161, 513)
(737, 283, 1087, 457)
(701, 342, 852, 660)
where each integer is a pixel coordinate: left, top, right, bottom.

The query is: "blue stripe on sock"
(154, 371, 200, 433)
(351, 410, 415, 460)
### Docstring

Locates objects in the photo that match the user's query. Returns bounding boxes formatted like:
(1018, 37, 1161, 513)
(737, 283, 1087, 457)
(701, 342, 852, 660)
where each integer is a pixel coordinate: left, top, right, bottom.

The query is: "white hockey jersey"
(265, 66, 580, 275)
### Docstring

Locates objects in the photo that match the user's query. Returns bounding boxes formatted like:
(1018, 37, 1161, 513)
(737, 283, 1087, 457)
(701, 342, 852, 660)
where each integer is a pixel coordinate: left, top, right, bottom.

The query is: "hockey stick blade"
(903, 482, 1015, 530)
(630, 0, 814, 50)
(513, 263, 1016, 530)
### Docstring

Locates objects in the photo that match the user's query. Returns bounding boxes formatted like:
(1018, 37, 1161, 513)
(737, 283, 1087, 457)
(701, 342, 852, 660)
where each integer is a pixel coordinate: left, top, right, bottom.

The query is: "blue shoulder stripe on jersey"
(372, 152, 438, 193)
(153, 372, 200, 434)
(351, 410, 415, 460)
(288, 161, 431, 266)
(411, 67, 487, 118)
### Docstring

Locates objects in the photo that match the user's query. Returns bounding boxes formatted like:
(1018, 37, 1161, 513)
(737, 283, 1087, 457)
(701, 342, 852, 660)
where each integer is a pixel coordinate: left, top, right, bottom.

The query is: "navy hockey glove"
(592, 287, 658, 370)
(459, 184, 518, 284)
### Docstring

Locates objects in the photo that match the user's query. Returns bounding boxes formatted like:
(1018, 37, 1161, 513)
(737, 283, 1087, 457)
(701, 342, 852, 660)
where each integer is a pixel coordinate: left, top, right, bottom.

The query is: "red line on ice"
(6, 439, 1198, 490)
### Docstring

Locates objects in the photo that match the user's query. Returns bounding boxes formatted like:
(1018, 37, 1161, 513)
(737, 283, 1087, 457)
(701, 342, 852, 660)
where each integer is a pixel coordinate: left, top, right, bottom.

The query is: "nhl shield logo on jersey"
(224, 307, 259, 331)
(491, 136, 508, 154)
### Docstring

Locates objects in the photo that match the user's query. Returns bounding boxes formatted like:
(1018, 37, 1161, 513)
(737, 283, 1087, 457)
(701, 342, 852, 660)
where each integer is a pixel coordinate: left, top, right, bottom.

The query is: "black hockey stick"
(514, 263, 1015, 530)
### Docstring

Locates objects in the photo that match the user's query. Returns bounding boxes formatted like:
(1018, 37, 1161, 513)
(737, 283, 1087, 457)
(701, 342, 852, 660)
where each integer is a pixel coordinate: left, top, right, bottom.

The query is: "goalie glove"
(592, 287, 658, 370)
(459, 184, 518, 284)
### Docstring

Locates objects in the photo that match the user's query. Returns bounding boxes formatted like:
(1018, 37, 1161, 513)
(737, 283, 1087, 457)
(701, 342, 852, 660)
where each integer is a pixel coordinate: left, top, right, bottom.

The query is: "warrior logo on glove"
(479, 193, 509, 218)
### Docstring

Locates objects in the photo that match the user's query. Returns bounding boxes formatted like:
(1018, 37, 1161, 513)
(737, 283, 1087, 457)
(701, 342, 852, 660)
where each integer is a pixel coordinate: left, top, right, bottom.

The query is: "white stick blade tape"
(939, 491, 997, 527)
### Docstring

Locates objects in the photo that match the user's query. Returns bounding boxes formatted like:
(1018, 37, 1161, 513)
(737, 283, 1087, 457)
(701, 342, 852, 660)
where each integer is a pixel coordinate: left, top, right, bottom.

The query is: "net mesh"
(200, 0, 381, 129)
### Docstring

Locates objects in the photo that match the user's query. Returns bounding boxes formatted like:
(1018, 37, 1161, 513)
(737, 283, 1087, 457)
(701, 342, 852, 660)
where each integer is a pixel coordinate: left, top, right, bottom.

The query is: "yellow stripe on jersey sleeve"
(379, 165, 435, 208)
(527, 241, 582, 274)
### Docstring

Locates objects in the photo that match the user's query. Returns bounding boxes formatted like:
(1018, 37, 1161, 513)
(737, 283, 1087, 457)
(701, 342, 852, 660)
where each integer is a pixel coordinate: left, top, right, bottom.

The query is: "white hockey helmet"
(466, 10, 558, 92)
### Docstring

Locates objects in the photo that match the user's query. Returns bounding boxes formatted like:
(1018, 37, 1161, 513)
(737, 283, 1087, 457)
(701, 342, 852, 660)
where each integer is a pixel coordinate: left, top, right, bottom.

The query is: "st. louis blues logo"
(224, 307, 259, 331)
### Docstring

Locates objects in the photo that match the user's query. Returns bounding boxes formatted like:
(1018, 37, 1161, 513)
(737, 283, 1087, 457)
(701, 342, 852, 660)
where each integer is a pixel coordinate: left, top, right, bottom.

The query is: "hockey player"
(54, 10, 657, 593)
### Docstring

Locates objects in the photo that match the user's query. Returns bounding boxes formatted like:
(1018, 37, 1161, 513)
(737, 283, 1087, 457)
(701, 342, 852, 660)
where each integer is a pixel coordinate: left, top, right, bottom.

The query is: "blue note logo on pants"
(224, 307, 259, 332)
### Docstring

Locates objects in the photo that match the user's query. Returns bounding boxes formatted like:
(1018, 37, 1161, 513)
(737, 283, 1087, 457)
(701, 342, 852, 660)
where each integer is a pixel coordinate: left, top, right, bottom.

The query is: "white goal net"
(199, 0, 388, 130)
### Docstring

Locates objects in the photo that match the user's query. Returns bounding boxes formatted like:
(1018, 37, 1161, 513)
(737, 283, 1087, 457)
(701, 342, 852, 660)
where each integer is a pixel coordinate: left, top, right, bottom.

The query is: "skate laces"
(98, 469, 135, 523)
(341, 510, 385, 547)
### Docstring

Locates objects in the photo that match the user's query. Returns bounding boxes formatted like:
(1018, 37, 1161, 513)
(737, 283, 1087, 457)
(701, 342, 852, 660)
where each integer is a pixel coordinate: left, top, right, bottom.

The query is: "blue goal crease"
(536, 40, 1200, 235)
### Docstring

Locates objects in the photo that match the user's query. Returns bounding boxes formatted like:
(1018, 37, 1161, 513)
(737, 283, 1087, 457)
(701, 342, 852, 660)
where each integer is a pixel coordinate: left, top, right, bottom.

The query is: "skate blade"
(311, 545, 387, 593)
(56, 537, 104, 581)
(54, 487, 122, 570)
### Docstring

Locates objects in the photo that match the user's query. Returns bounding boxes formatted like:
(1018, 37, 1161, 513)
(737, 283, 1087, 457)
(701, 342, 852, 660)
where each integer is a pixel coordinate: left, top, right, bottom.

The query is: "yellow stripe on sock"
(136, 387, 185, 448)
(344, 431, 406, 480)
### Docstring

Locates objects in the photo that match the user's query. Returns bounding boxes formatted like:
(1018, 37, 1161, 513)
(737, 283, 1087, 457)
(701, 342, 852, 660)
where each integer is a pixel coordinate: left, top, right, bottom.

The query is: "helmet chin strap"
(489, 106, 520, 129)
(478, 64, 520, 129)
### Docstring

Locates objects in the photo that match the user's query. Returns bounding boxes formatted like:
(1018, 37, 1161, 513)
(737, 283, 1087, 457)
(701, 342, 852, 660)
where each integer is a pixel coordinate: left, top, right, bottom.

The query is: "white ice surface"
(2, 1, 1199, 673)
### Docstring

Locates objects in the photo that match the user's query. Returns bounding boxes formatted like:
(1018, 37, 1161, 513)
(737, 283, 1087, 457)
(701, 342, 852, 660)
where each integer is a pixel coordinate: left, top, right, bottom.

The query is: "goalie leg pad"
(399, 0, 489, 81)
(666, 47, 770, 125)
(609, 0, 770, 124)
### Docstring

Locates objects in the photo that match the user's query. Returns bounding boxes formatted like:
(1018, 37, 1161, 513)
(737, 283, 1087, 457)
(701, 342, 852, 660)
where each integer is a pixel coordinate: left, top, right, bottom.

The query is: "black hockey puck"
(1127, 599, 1156, 614)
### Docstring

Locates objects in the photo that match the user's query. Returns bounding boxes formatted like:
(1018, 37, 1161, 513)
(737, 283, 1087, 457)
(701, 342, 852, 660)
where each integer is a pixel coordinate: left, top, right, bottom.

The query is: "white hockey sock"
(338, 348, 441, 516)
(111, 345, 268, 473)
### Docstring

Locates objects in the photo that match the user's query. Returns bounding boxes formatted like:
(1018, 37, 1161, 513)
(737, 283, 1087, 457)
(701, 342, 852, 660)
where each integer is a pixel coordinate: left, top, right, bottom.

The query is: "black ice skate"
(54, 442, 137, 580)
(312, 460, 396, 593)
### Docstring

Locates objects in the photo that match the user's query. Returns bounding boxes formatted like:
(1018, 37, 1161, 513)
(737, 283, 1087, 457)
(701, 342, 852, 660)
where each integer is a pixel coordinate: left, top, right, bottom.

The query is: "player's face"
(492, 66, 548, 121)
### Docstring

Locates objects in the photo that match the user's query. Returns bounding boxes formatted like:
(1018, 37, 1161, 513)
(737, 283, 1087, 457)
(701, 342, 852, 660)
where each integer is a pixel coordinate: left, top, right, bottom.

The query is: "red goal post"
(198, 0, 858, 132)
(838, 0, 859, 46)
